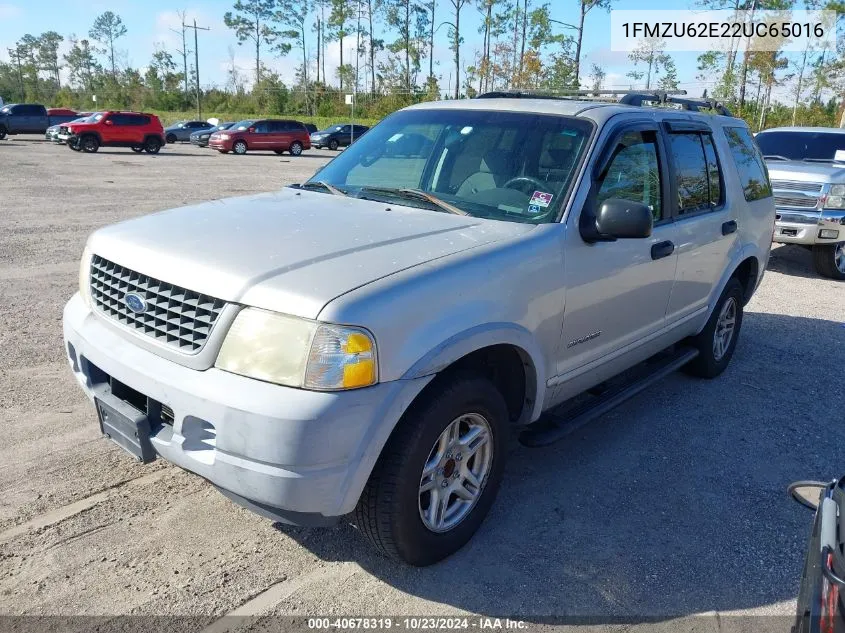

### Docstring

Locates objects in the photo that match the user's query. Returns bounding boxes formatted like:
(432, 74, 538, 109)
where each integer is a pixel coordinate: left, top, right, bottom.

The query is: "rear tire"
(274, 149, 284, 155)
(289, 141, 303, 156)
(130, 146, 144, 153)
(217, 150, 229, 154)
(0, 126, 6, 140)
(144, 137, 161, 154)
(329, 139, 339, 151)
(353, 373, 508, 566)
(683, 278, 744, 378)
(233, 140, 247, 155)
(80, 135, 99, 153)
(812, 243, 845, 280)
(68, 138, 81, 151)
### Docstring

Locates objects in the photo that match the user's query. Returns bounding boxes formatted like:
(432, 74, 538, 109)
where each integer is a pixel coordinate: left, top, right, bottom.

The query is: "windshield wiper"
(297, 181, 348, 196)
(763, 154, 790, 161)
(358, 186, 468, 216)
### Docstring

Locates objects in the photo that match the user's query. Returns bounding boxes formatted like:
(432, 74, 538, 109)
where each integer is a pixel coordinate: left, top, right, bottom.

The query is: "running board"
(519, 347, 699, 448)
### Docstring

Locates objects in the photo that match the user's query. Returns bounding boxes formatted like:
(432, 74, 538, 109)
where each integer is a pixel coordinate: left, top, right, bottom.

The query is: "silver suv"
(757, 127, 845, 279)
(64, 94, 775, 565)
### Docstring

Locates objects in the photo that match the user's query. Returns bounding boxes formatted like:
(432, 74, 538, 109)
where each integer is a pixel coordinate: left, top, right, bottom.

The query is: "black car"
(310, 123, 369, 150)
(190, 122, 235, 147)
(791, 477, 845, 633)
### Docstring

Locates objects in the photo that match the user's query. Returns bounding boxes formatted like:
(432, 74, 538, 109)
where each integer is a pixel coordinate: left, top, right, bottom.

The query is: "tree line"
(0, 0, 842, 128)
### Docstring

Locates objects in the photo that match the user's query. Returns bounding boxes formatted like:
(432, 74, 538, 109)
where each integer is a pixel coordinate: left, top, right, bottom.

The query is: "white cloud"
(0, 3, 22, 20)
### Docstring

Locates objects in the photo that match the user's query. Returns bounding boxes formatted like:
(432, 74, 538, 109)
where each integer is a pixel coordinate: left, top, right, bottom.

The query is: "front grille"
(773, 195, 818, 209)
(770, 180, 823, 193)
(89, 255, 226, 353)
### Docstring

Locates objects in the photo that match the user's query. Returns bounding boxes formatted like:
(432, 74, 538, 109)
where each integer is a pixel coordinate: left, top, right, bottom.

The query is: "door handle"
(722, 220, 738, 235)
(651, 240, 675, 260)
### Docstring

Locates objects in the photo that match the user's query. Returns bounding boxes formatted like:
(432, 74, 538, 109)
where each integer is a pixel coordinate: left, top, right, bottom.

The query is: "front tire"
(166, 133, 177, 144)
(354, 373, 508, 566)
(0, 126, 7, 140)
(80, 135, 99, 153)
(683, 278, 744, 378)
(144, 137, 161, 154)
(289, 141, 303, 156)
(329, 139, 339, 151)
(233, 140, 247, 155)
(812, 243, 845, 280)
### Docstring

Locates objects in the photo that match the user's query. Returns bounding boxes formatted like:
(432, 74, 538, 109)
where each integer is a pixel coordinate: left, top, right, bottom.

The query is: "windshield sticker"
(527, 204, 542, 215)
(530, 191, 553, 207)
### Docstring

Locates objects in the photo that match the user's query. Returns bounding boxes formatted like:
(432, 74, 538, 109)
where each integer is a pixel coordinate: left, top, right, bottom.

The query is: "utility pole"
(171, 12, 190, 106)
(183, 19, 210, 120)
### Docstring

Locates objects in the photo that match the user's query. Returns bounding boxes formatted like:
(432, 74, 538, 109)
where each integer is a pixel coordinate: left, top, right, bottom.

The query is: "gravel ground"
(0, 138, 843, 631)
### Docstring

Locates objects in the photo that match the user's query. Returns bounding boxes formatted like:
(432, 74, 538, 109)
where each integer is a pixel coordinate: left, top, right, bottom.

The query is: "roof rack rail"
(475, 89, 734, 117)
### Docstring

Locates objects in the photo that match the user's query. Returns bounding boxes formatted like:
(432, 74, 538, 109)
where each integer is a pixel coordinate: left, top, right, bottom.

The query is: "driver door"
(555, 123, 679, 394)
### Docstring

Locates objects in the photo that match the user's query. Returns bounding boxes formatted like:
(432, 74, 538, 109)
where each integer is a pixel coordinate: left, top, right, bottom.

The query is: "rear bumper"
(63, 293, 431, 523)
(774, 209, 845, 246)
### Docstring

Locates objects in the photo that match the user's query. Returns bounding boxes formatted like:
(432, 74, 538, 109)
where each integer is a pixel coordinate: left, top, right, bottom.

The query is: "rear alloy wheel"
(166, 133, 177, 144)
(812, 243, 845, 280)
(233, 140, 248, 155)
(329, 139, 339, 151)
(289, 141, 304, 156)
(683, 278, 744, 378)
(80, 135, 99, 153)
(144, 137, 161, 154)
(354, 373, 508, 565)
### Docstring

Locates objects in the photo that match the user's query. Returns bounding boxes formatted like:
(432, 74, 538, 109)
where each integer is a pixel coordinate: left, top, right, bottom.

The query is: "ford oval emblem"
(125, 293, 148, 314)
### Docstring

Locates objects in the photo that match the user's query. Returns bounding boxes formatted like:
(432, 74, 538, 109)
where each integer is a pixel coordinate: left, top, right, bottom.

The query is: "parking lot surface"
(1, 138, 843, 629)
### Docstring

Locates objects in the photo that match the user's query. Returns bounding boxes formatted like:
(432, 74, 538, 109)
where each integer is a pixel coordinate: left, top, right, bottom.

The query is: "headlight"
(827, 185, 845, 209)
(215, 309, 377, 390)
(219, 133, 230, 140)
(78, 245, 93, 308)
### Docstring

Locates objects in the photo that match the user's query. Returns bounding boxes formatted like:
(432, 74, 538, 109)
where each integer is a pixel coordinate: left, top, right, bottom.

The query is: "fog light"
(819, 229, 840, 239)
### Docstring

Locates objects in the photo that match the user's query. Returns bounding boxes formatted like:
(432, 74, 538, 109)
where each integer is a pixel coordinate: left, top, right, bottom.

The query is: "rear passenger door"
(662, 120, 738, 323)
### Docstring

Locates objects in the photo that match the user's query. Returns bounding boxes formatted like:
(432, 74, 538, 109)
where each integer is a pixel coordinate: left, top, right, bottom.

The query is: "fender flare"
(704, 243, 761, 325)
(401, 322, 547, 424)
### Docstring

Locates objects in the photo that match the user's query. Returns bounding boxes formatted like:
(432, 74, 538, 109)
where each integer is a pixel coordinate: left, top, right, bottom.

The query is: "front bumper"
(191, 137, 210, 147)
(208, 138, 232, 151)
(774, 209, 845, 246)
(63, 292, 430, 524)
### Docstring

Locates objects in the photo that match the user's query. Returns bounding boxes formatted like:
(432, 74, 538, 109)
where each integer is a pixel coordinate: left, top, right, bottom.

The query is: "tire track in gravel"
(0, 470, 169, 544)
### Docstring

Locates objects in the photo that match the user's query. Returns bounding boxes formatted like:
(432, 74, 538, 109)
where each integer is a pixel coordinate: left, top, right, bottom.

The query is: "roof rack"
(475, 89, 734, 117)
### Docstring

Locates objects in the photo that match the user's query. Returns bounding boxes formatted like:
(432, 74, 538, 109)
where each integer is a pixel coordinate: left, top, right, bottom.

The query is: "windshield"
(322, 125, 344, 133)
(756, 131, 845, 162)
(308, 109, 592, 224)
(232, 120, 254, 131)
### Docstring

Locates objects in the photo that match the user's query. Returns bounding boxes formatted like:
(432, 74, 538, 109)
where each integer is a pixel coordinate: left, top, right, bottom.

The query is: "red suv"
(208, 119, 311, 156)
(60, 111, 165, 154)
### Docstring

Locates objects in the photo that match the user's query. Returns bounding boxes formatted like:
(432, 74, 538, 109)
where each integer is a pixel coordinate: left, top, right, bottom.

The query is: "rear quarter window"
(724, 127, 772, 202)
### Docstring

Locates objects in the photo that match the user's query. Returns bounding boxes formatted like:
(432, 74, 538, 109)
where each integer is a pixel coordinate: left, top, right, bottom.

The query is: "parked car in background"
(165, 120, 215, 143)
(757, 127, 845, 279)
(310, 123, 369, 150)
(304, 122, 318, 134)
(60, 111, 165, 154)
(190, 121, 235, 148)
(0, 103, 79, 139)
(46, 114, 92, 143)
(208, 119, 310, 156)
(64, 94, 774, 565)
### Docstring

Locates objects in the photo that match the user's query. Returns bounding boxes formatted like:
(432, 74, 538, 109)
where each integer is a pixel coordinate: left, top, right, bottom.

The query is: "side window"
(341, 125, 352, 133)
(724, 127, 772, 201)
(597, 130, 663, 221)
(110, 114, 128, 126)
(667, 133, 710, 214)
(254, 122, 270, 133)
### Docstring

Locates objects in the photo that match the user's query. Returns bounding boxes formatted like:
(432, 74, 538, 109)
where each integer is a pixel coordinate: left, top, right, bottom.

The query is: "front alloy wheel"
(233, 140, 247, 155)
(354, 373, 508, 566)
(418, 413, 493, 533)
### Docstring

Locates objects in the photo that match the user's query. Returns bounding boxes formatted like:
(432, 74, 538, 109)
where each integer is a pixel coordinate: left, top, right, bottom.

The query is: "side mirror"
(104, 120, 113, 126)
(593, 198, 653, 240)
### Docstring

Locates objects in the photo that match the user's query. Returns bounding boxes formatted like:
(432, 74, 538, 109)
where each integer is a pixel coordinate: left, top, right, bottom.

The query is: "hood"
(766, 160, 845, 183)
(88, 189, 534, 319)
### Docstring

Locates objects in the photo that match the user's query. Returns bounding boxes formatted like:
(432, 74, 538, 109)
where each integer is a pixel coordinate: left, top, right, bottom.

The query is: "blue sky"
(0, 0, 711, 95)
